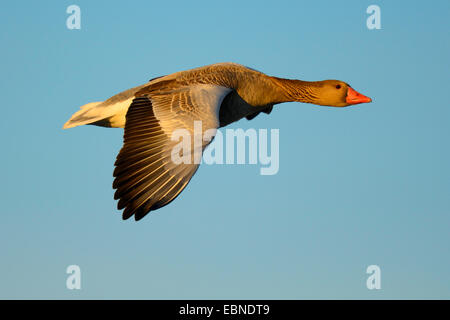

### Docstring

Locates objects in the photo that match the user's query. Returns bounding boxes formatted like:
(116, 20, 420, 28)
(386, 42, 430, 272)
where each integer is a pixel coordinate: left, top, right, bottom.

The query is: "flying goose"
(63, 63, 372, 221)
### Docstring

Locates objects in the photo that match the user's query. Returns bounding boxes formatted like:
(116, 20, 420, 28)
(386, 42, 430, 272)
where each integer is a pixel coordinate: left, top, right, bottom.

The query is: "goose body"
(63, 63, 371, 221)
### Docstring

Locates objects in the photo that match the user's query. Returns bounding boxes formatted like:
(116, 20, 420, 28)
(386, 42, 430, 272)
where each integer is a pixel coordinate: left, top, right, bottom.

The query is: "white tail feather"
(63, 96, 133, 129)
(63, 83, 150, 130)
(63, 102, 104, 129)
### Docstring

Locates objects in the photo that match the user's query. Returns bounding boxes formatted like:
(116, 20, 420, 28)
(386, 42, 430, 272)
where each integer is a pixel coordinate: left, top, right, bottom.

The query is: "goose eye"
(336, 84, 341, 89)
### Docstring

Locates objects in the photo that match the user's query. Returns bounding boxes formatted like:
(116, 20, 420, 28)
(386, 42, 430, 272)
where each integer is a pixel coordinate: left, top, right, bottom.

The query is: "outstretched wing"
(113, 82, 232, 220)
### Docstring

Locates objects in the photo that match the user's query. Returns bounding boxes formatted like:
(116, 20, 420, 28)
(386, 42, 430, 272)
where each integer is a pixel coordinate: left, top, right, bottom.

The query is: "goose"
(63, 63, 372, 221)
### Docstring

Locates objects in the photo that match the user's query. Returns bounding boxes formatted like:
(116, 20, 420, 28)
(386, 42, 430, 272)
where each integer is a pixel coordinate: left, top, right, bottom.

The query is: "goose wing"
(113, 82, 232, 220)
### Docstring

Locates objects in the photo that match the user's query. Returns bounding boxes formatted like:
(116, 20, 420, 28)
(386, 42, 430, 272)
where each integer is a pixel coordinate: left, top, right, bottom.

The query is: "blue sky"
(0, 0, 449, 299)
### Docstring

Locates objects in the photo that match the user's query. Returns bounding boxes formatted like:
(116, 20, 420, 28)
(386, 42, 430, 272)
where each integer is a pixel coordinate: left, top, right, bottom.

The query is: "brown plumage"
(63, 62, 371, 221)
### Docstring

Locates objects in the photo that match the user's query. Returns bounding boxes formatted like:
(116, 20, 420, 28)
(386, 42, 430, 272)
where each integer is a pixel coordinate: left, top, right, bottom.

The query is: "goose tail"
(62, 101, 106, 129)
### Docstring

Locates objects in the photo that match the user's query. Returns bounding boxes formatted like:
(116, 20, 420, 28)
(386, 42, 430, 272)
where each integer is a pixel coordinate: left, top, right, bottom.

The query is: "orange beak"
(346, 87, 372, 105)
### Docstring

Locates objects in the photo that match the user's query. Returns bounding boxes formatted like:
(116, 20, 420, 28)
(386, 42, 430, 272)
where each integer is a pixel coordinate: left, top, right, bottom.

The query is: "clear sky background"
(0, 0, 449, 299)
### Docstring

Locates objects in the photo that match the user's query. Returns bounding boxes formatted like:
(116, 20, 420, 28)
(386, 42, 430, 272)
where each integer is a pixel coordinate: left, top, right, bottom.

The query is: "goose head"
(311, 80, 372, 107)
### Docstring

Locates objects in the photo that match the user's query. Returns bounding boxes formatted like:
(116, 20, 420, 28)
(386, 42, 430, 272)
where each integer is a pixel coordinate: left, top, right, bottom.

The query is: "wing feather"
(113, 84, 231, 220)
